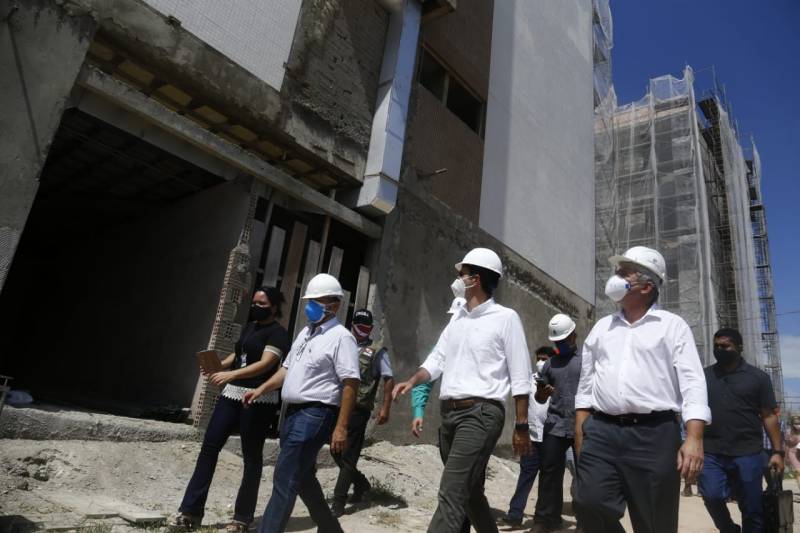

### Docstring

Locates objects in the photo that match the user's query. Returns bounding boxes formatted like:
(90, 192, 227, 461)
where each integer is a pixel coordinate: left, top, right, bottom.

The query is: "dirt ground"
(2, 437, 792, 533)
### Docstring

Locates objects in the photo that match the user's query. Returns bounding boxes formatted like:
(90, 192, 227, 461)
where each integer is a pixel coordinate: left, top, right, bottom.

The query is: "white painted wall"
(143, 0, 301, 90)
(480, 1, 595, 302)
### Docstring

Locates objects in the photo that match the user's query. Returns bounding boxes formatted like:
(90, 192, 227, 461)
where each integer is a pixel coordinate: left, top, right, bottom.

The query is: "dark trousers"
(534, 434, 574, 526)
(428, 401, 505, 533)
(258, 404, 342, 533)
(699, 452, 764, 533)
(437, 429, 473, 533)
(179, 396, 274, 523)
(331, 407, 371, 504)
(574, 415, 681, 533)
(506, 442, 542, 521)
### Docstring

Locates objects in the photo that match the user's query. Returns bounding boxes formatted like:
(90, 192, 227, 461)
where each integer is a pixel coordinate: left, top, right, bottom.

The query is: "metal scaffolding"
(595, 67, 775, 381)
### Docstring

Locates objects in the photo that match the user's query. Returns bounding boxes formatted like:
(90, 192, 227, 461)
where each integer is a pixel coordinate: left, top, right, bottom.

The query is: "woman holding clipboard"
(174, 286, 291, 532)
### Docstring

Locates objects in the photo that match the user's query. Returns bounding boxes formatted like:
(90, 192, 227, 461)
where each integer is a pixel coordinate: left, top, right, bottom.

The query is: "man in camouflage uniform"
(330, 309, 394, 517)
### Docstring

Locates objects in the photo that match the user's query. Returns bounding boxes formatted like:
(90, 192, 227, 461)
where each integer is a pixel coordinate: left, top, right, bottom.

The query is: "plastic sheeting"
(595, 66, 765, 367)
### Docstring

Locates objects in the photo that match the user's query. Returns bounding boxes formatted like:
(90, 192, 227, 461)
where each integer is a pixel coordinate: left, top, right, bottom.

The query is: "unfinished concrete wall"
(0, 0, 95, 293)
(480, 0, 595, 302)
(370, 184, 594, 445)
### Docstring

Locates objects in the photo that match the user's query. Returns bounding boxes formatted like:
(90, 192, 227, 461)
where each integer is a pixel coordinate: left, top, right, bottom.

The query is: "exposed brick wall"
(286, 0, 389, 150)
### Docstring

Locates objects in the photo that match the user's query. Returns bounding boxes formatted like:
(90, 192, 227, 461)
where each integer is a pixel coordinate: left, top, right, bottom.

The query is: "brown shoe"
(171, 513, 202, 530)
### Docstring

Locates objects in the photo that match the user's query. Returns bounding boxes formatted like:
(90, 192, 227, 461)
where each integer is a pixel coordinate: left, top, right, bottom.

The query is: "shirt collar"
(457, 297, 495, 317)
(612, 303, 662, 327)
(309, 316, 340, 336)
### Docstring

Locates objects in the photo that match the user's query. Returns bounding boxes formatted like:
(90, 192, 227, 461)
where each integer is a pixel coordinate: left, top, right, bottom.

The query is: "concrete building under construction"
(1, 0, 605, 438)
(595, 67, 784, 404)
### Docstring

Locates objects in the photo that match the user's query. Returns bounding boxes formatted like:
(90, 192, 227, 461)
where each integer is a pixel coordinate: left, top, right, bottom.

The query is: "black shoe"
(330, 501, 345, 518)
(501, 514, 523, 526)
(350, 481, 371, 503)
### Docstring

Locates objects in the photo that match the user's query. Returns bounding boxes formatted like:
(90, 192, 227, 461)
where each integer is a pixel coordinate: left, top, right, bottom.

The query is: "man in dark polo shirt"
(700, 327, 785, 533)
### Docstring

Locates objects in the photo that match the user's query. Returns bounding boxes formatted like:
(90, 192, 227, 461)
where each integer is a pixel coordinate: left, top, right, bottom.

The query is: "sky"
(610, 1, 800, 389)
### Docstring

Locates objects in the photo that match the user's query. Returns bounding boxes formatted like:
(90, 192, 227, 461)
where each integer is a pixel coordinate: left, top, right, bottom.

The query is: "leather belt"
(285, 401, 337, 415)
(441, 397, 504, 413)
(593, 410, 677, 426)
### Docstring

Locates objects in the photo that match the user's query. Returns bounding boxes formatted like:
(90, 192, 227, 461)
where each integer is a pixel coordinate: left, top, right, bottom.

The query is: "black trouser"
(330, 407, 371, 504)
(534, 433, 574, 526)
(428, 401, 505, 533)
(574, 414, 681, 533)
(180, 396, 275, 523)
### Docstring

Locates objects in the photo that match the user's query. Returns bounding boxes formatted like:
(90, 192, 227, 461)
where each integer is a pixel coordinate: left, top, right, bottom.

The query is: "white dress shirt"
(281, 317, 360, 406)
(421, 298, 532, 401)
(575, 305, 711, 423)
(528, 373, 550, 442)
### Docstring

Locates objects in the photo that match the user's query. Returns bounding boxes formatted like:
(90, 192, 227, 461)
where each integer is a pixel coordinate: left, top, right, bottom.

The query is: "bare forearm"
(381, 378, 395, 412)
(229, 355, 278, 380)
(685, 419, 704, 441)
(575, 409, 590, 435)
(764, 414, 784, 451)
(513, 394, 528, 424)
(407, 368, 432, 387)
(336, 379, 359, 429)
(255, 367, 287, 395)
(220, 352, 236, 370)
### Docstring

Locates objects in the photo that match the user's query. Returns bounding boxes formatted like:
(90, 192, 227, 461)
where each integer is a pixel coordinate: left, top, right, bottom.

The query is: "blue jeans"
(258, 404, 341, 533)
(506, 442, 542, 520)
(699, 452, 764, 533)
(179, 396, 275, 523)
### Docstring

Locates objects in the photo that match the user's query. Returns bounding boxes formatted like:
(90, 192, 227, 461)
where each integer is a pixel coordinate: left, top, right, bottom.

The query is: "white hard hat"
(455, 248, 503, 278)
(301, 273, 344, 299)
(548, 313, 576, 341)
(608, 246, 666, 284)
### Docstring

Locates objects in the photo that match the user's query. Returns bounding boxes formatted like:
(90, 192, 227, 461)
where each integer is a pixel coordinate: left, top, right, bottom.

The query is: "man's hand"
(210, 371, 235, 386)
(392, 381, 414, 401)
(242, 387, 263, 406)
(376, 408, 390, 425)
(677, 435, 704, 482)
(513, 430, 532, 456)
(331, 425, 348, 454)
(769, 452, 785, 475)
(535, 382, 556, 403)
(411, 417, 424, 438)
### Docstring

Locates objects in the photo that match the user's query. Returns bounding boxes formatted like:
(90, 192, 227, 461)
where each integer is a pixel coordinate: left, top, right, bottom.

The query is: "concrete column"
(0, 1, 95, 292)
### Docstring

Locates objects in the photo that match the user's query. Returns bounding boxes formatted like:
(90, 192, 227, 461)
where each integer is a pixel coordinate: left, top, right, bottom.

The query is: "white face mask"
(604, 274, 631, 303)
(535, 360, 546, 373)
(450, 276, 476, 299)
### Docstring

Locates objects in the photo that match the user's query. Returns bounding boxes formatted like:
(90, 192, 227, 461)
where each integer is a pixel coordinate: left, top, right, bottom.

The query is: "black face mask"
(250, 304, 273, 322)
(713, 347, 739, 365)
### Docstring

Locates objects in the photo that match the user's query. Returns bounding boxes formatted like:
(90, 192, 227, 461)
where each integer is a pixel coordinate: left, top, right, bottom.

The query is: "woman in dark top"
(174, 286, 290, 532)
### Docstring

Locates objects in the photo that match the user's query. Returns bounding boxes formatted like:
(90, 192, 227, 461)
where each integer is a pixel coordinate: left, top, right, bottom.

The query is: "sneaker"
(501, 514, 523, 526)
(330, 500, 345, 518)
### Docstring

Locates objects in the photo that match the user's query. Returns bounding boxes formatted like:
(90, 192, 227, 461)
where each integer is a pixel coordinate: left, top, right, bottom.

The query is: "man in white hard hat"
(244, 273, 360, 533)
(393, 247, 533, 533)
(573, 246, 710, 533)
(531, 314, 582, 532)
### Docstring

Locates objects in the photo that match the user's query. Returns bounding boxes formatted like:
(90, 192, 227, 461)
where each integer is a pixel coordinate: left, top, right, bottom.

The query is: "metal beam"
(76, 65, 382, 239)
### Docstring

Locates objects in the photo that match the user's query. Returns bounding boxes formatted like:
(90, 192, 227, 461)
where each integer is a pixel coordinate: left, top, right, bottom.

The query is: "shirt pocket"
(303, 348, 331, 372)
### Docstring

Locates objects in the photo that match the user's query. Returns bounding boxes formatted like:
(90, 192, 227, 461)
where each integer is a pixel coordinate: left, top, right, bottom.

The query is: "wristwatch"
(514, 422, 530, 432)
(771, 450, 785, 457)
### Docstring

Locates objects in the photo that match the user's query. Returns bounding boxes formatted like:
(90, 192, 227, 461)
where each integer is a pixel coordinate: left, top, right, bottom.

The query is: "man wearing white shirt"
(573, 246, 710, 533)
(394, 248, 533, 533)
(244, 273, 360, 533)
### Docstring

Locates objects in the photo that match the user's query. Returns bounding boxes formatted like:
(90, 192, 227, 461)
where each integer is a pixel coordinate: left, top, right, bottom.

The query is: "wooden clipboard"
(196, 349, 222, 374)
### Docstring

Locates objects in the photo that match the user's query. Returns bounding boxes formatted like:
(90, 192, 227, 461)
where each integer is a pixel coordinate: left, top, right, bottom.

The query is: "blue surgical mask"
(304, 300, 326, 323)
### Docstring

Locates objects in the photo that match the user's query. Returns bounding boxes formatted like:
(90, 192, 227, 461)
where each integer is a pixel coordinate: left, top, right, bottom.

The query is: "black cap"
(352, 308, 373, 325)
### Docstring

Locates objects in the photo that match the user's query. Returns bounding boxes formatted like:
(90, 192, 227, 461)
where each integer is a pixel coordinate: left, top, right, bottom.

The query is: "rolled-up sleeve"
(574, 327, 597, 410)
(334, 334, 361, 381)
(673, 322, 711, 424)
(421, 326, 449, 382)
(504, 311, 532, 396)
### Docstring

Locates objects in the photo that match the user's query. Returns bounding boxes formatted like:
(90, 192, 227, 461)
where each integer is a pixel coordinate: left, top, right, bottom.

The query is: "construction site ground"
(0, 405, 794, 532)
